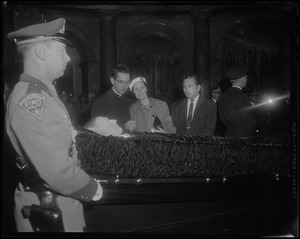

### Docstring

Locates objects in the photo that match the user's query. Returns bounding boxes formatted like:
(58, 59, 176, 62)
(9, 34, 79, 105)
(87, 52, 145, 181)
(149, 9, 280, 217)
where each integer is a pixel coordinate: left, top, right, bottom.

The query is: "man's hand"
(125, 120, 137, 132)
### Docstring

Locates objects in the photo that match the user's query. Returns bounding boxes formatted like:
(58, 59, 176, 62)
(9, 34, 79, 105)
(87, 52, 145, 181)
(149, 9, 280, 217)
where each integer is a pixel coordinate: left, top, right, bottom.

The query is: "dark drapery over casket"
(75, 128, 294, 235)
(76, 128, 290, 180)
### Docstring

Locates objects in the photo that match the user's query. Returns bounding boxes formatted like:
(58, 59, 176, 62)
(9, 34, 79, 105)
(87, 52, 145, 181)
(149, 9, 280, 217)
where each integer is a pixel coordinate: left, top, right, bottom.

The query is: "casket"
(75, 128, 294, 235)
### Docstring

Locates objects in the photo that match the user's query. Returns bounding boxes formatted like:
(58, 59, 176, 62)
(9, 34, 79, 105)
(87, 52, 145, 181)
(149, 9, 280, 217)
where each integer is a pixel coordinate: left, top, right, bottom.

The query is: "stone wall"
(3, 3, 293, 99)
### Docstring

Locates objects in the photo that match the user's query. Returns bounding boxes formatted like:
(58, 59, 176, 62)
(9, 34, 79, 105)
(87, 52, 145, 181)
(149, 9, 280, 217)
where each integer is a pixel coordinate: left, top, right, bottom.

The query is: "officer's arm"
(240, 95, 257, 132)
(11, 95, 100, 202)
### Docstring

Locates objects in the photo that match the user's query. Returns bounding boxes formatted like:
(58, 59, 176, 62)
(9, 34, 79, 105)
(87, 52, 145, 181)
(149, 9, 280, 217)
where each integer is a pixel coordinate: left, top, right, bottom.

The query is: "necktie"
(186, 99, 194, 133)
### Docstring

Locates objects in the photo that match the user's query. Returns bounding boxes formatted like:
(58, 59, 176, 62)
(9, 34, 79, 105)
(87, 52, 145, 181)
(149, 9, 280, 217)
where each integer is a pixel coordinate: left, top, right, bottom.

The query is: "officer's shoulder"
(20, 80, 47, 106)
(11, 81, 45, 104)
(17, 83, 47, 121)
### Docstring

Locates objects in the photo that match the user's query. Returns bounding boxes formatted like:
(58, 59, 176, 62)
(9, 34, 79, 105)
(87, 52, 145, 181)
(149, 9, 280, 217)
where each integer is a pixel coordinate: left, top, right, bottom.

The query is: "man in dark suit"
(211, 86, 226, 136)
(170, 75, 217, 136)
(91, 65, 137, 131)
(218, 64, 257, 137)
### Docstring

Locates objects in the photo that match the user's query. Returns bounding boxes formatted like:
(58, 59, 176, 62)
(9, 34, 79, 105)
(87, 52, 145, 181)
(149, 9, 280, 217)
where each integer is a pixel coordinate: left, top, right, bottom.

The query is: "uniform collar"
(19, 73, 55, 96)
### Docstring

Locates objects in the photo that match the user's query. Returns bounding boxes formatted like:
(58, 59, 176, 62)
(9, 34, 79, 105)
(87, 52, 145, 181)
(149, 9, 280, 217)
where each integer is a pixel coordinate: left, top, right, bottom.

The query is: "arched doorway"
(215, 17, 290, 95)
(224, 31, 281, 93)
(128, 35, 183, 104)
(119, 23, 191, 104)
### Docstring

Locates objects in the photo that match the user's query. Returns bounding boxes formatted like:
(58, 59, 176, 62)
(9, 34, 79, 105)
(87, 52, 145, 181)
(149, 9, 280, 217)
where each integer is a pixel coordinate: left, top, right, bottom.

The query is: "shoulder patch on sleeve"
(18, 93, 46, 120)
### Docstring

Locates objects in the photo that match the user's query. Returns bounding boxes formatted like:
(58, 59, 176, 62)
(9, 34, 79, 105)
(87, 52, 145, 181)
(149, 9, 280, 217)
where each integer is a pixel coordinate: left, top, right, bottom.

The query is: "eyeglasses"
(115, 79, 131, 86)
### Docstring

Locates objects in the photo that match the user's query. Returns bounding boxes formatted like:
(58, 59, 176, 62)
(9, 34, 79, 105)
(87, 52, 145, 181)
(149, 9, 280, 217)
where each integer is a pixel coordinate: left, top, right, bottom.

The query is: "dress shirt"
(186, 94, 199, 120)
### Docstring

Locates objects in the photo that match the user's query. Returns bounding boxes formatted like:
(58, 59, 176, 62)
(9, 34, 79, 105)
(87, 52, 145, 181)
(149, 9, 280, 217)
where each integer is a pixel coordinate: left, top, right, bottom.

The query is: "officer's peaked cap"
(7, 18, 69, 45)
(225, 64, 248, 81)
(212, 86, 221, 93)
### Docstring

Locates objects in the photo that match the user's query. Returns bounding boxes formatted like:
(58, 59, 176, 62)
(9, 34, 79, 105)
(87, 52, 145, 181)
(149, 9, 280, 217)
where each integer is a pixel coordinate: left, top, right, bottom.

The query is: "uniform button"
(34, 84, 37, 87)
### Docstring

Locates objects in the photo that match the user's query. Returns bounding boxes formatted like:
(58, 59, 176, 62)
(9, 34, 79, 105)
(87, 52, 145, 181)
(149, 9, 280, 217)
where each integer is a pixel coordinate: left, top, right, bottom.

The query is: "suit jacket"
(5, 73, 99, 231)
(91, 88, 135, 129)
(218, 87, 257, 137)
(214, 101, 226, 136)
(170, 95, 217, 136)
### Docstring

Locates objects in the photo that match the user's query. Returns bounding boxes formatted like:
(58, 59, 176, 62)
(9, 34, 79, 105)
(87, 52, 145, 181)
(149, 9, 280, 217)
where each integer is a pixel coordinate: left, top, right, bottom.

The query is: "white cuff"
(92, 180, 103, 201)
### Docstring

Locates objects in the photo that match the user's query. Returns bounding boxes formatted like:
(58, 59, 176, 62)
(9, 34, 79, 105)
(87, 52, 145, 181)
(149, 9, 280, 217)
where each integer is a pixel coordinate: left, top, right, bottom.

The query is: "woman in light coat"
(129, 77, 176, 134)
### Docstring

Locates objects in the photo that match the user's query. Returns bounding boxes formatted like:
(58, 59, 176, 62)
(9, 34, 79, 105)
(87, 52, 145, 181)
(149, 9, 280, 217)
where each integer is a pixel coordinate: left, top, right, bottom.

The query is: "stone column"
(192, 8, 212, 99)
(72, 62, 82, 103)
(80, 60, 89, 99)
(99, 12, 118, 93)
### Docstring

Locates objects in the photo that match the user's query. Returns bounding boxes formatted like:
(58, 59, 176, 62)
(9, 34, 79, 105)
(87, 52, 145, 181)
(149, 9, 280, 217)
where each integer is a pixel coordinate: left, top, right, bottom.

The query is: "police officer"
(6, 18, 103, 232)
(218, 64, 257, 137)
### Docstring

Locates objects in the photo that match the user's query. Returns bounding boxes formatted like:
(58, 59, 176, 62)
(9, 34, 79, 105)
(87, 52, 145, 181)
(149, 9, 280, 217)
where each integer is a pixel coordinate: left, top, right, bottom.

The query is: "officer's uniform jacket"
(5, 73, 99, 232)
(218, 87, 257, 137)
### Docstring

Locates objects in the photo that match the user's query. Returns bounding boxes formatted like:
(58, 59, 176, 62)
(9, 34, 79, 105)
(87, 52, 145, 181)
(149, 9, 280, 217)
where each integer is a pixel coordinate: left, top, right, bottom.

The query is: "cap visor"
(52, 37, 74, 48)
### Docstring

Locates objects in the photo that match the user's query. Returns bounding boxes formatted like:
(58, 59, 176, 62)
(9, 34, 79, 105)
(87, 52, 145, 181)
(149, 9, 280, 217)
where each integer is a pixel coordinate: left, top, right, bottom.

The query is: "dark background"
(1, 1, 298, 236)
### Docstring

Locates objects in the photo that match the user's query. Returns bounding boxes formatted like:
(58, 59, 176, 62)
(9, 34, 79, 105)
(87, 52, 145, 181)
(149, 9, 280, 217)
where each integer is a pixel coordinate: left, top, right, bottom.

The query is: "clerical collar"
(112, 87, 122, 97)
(232, 86, 242, 90)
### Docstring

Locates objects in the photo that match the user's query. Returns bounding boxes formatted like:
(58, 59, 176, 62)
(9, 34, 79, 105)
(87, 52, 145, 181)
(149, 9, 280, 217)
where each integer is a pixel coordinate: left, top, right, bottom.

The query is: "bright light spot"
(268, 99, 273, 103)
